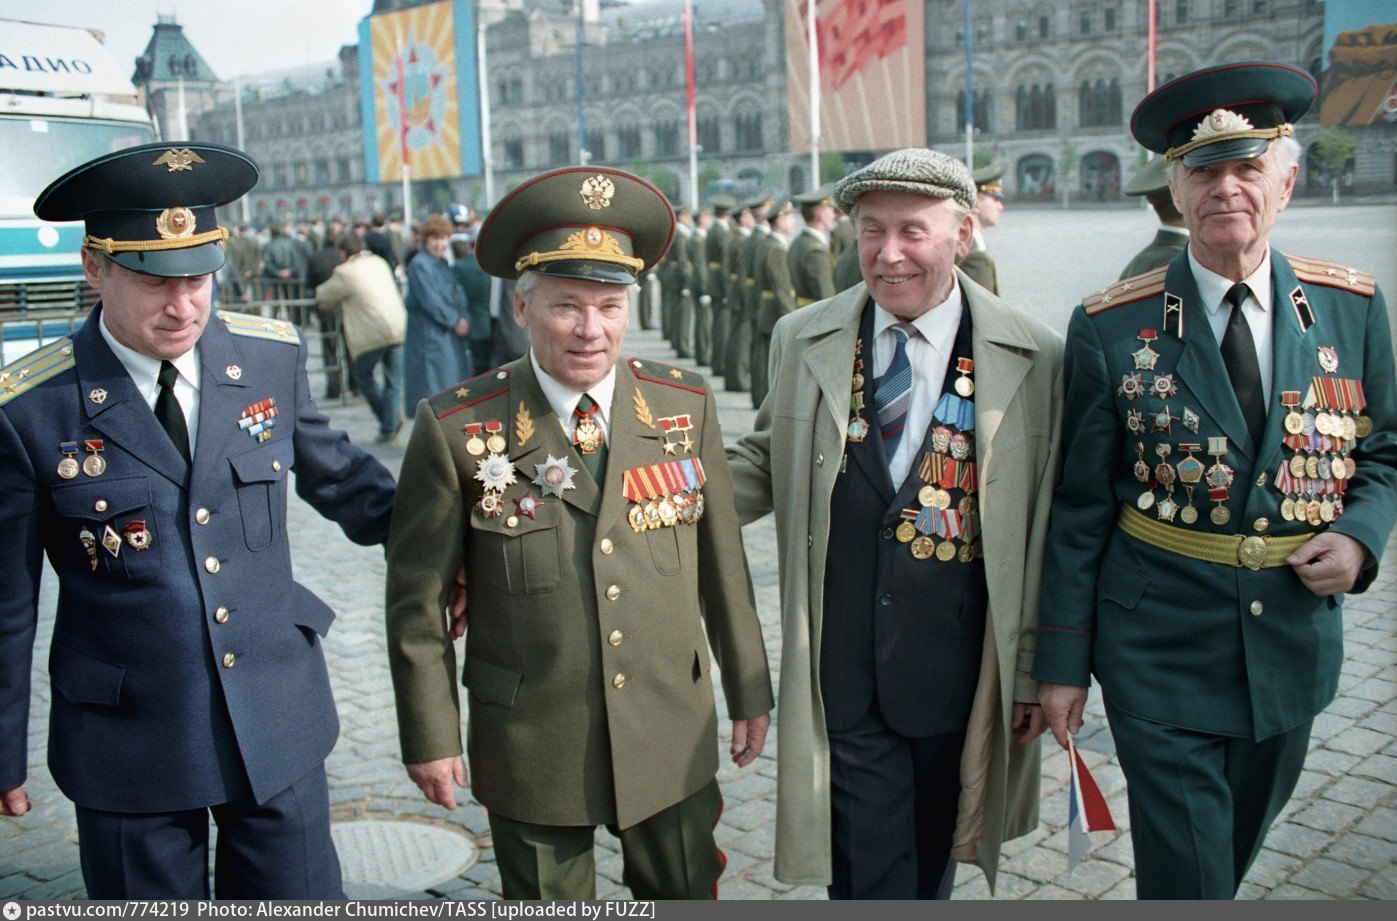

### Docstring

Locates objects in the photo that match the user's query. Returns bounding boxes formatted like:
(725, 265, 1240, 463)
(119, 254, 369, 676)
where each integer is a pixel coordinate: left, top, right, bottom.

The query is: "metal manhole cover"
(332, 819, 477, 894)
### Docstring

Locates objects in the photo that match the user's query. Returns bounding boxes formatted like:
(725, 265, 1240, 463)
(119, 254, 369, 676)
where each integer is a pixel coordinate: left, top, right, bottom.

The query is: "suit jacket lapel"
(507, 358, 601, 517)
(74, 309, 188, 489)
(1169, 257, 1255, 458)
(191, 314, 252, 492)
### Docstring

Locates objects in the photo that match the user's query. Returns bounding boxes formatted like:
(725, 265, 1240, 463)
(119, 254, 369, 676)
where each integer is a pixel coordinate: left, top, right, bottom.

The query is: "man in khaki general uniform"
(725, 196, 772, 392)
(751, 199, 798, 408)
(789, 187, 838, 307)
(384, 166, 774, 900)
(702, 195, 735, 372)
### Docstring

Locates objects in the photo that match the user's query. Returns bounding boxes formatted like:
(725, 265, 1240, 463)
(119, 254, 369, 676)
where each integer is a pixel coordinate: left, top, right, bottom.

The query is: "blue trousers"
(351, 344, 404, 438)
(74, 764, 343, 899)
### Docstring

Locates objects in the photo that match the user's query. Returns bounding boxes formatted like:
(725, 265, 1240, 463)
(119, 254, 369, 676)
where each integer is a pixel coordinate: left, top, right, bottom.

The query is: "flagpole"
(962, 0, 973, 170)
(1146, 0, 1158, 93)
(684, 0, 698, 206)
(396, 38, 412, 222)
(477, 13, 495, 207)
(807, 0, 820, 188)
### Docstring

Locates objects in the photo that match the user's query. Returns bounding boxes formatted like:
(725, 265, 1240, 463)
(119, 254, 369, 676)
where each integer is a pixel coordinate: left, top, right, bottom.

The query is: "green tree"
(1058, 142, 1079, 207)
(1309, 127, 1357, 203)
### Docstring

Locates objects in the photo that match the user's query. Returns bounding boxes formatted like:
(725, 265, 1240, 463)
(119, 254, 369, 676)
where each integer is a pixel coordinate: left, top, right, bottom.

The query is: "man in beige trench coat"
(727, 148, 1063, 897)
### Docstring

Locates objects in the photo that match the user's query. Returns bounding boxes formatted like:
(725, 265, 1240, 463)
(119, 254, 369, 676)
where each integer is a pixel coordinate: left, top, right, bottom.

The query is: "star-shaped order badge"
(474, 452, 518, 493)
(532, 454, 578, 497)
(515, 492, 543, 519)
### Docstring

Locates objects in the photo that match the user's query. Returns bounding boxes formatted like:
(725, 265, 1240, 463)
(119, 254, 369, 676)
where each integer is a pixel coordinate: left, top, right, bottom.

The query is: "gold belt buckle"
(1237, 535, 1267, 570)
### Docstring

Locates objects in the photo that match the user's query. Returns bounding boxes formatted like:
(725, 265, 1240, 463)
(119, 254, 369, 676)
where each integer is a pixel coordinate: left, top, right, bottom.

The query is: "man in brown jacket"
(384, 166, 773, 900)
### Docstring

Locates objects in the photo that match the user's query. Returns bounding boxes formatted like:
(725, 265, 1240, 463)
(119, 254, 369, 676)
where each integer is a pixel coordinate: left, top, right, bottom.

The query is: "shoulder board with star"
(1283, 254, 1376, 297)
(219, 310, 300, 344)
(628, 358, 707, 395)
(1083, 265, 1169, 316)
(430, 368, 511, 419)
(0, 338, 75, 408)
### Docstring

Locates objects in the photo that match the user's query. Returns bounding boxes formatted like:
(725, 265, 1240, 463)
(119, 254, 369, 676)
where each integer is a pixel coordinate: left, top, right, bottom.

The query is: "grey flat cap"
(833, 148, 976, 214)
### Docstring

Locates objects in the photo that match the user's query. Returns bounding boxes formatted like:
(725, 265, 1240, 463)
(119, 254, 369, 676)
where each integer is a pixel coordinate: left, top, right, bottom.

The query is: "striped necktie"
(874, 322, 916, 462)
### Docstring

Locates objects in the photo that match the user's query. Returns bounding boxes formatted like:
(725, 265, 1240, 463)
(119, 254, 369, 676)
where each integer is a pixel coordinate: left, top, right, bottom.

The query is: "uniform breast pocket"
(50, 476, 163, 582)
(229, 441, 293, 552)
(470, 499, 561, 595)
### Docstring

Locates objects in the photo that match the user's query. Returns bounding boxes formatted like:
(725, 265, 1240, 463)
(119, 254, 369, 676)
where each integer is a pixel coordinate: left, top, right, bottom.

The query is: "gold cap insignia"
(153, 148, 206, 172)
(155, 207, 197, 240)
(580, 175, 616, 210)
(1194, 108, 1254, 143)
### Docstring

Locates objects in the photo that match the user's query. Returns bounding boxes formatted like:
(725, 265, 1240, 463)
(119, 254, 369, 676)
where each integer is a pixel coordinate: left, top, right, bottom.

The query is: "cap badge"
(561, 227, 626, 260)
(153, 148, 206, 172)
(1192, 108, 1254, 144)
(580, 175, 616, 210)
(155, 207, 197, 240)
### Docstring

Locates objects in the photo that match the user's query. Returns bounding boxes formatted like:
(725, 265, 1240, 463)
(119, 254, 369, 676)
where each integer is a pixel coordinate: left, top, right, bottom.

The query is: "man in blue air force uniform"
(1033, 63, 1396, 899)
(0, 143, 396, 898)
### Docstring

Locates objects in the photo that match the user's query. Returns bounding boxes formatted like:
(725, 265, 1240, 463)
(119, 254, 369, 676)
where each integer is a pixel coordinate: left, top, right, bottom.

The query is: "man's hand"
(454, 318, 471, 338)
(406, 757, 469, 810)
(1038, 682, 1089, 748)
(448, 566, 468, 639)
(1288, 532, 1367, 597)
(1, 786, 30, 817)
(730, 713, 771, 768)
(1011, 702, 1047, 744)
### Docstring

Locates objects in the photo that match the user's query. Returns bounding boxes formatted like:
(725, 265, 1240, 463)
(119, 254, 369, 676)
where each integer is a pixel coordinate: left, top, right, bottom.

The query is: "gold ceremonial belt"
(708, 261, 722, 269)
(1117, 505, 1312, 571)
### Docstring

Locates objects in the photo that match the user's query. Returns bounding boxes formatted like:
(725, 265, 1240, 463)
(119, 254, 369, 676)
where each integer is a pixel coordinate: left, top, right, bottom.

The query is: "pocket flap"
(291, 583, 337, 637)
(464, 656, 522, 707)
(51, 476, 150, 519)
(1098, 556, 1149, 610)
(50, 642, 125, 706)
(229, 441, 294, 484)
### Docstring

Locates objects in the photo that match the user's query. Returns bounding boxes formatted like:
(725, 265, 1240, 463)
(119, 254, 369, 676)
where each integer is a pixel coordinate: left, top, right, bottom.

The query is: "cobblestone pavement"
(2, 317, 1391, 901)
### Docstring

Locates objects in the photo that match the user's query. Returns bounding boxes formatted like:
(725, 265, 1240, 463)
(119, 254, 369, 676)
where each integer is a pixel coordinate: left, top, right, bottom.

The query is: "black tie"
(155, 360, 191, 462)
(1219, 283, 1266, 448)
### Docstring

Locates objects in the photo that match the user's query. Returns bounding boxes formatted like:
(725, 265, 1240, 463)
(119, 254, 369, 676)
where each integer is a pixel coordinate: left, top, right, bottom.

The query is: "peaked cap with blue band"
(34, 142, 258, 278)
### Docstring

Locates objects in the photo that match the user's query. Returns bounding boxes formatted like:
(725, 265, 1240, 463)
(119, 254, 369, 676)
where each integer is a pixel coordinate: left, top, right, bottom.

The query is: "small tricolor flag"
(1067, 736, 1116, 874)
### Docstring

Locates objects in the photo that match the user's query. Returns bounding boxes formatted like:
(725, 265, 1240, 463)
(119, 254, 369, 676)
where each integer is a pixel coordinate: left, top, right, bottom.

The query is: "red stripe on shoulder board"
(630, 362, 706, 395)
(435, 386, 508, 418)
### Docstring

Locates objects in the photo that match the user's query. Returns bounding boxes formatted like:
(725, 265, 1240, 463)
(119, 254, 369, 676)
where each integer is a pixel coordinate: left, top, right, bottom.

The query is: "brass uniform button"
(608, 629, 623, 646)
(205, 556, 220, 573)
(600, 538, 614, 554)
(195, 508, 211, 525)
(222, 652, 236, 668)
(94, 499, 108, 513)
(1250, 600, 1264, 616)
(1252, 518, 1269, 532)
(214, 606, 229, 624)
(605, 585, 621, 601)
(272, 460, 282, 472)
(506, 515, 519, 528)
(612, 673, 626, 689)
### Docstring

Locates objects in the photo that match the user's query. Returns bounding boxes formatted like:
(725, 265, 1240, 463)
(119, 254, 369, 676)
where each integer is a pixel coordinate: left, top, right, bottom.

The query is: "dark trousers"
(74, 765, 342, 899)
(827, 702, 963, 900)
(490, 780, 724, 900)
(351, 344, 404, 438)
(1106, 701, 1312, 899)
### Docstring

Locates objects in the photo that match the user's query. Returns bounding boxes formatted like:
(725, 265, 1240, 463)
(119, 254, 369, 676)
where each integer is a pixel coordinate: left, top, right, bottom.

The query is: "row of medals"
(56, 442, 150, 568)
(846, 340, 982, 562)
(57, 441, 107, 479)
(1274, 383, 1369, 525)
(628, 491, 705, 532)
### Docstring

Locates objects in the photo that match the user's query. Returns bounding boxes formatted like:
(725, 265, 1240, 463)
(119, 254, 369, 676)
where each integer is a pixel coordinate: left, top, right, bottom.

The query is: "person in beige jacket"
(315, 234, 407, 442)
(726, 148, 1063, 897)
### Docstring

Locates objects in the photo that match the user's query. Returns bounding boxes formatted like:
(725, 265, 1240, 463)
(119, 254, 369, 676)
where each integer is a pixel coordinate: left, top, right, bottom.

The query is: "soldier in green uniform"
(1120, 155, 1190, 280)
(668, 206, 696, 359)
(750, 199, 798, 408)
(724, 197, 772, 393)
(690, 209, 713, 366)
(955, 164, 1004, 295)
(1033, 62, 1397, 899)
(384, 166, 774, 900)
(718, 200, 754, 383)
(833, 236, 863, 292)
(789, 187, 838, 307)
(828, 204, 856, 260)
(702, 195, 735, 372)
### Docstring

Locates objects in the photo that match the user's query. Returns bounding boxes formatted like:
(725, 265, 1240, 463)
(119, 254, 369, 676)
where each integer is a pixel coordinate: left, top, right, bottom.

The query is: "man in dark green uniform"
(1120, 155, 1190, 280)
(702, 196, 735, 372)
(384, 167, 774, 900)
(725, 196, 772, 393)
(833, 235, 862, 292)
(789, 187, 837, 308)
(955, 164, 1003, 295)
(668, 206, 696, 358)
(828, 206, 855, 260)
(1033, 62, 1396, 899)
(750, 199, 797, 408)
(717, 200, 753, 382)
(690, 209, 713, 365)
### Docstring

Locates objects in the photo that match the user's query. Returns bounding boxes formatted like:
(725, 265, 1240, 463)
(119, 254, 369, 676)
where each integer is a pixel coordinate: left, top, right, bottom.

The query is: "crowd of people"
(0, 61, 1393, 904)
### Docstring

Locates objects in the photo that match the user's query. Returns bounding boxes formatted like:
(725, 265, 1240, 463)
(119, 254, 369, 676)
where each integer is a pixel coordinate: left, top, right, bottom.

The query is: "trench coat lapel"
(962, 276, 1035, 488)
(74, 308, 188, 489)
(506, 358, 601, 517)
(798, 284, 865, 443)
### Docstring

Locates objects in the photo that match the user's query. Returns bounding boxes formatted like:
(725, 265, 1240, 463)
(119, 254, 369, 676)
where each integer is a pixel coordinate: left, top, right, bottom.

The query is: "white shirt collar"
(971, 228, 987, 251)
(873, 276, 962, 354)
(735, 226, 752, 237)
(1189, 247, 1273, 319)
(98, 309, 201, 405)
(530, 350, 617, 433)
(802, 226, 829, 246)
